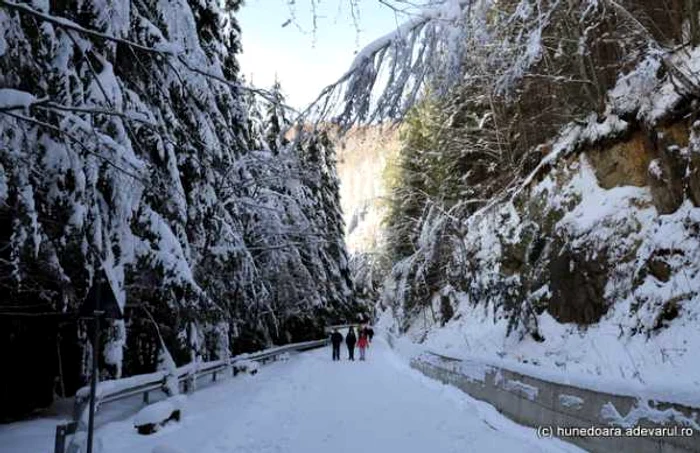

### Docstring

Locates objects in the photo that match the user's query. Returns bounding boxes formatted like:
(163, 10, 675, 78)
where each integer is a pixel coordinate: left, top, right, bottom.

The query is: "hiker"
(346, 326, 357, 361)
(360, 324, 368, 338)
(330, 328, 343, 361)
(366, 326, 374, 343)
(358, 329, 369, 361)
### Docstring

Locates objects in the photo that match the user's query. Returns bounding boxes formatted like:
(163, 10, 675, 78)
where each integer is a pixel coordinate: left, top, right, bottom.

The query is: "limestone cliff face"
(378, 116, 700, 388)
(334, 126, 400, 310)
(384, 114, 700, 329)
(336, 126, 400, 255)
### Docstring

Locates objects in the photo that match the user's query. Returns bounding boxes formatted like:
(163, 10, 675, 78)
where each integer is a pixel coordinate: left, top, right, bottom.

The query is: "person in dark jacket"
(330, 329, 343, 361)
(345, 327, 357, 361)
(366, 326, 374, 343)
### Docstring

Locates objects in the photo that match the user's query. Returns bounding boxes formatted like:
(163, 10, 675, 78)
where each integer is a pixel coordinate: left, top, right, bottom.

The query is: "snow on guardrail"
(73, 338, 328, 419)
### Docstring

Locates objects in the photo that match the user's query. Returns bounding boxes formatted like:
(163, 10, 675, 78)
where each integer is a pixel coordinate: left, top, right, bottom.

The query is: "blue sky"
(238, 0, 409, 109)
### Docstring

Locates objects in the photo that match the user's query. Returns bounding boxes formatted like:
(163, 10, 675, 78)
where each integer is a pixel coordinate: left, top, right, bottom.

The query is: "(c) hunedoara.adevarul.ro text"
(536, 425, 696, 439)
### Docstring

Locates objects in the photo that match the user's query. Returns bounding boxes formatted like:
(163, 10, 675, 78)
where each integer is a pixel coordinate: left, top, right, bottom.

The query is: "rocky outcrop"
(548, 245, 610, 324)
(587, 130, 655, 188)
(377, 47, 700, 397)
(688, 122, 700, 206)
(587, 120, 695, 215)
(384, 108, 700, 340)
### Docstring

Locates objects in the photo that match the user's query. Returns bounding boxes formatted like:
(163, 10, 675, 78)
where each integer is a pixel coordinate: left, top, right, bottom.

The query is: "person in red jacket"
(357, 330, 369, 361)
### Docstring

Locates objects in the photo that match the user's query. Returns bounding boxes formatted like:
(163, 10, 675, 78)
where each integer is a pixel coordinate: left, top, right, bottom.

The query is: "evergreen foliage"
(0, 0, 355, 420)
(264, 78, 291, 153)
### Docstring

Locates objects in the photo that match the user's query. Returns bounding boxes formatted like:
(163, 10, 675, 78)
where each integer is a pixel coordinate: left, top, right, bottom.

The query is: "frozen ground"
(1, 337, 582, 453)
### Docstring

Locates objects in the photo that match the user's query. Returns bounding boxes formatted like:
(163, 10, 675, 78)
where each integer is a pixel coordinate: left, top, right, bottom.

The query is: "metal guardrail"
(55, 338, 329, 453)
(323, 323, 373, 333)
(323, 324, 353, 333)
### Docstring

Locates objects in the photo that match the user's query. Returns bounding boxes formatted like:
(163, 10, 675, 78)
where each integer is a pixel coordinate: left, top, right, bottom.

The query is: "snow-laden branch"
(0, 0, 182, 55)
(0, 88, 40, 111)
(0, 0, 296, 113)
(177, 56, 300, 114)
(1, 110, 149, 184)
(0, 92, 159, 126)
(298, 0, 676, 130)
(298, 0, 471, 128)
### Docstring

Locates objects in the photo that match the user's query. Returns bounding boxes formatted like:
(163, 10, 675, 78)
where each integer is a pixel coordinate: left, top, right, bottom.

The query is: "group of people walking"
(330, 325, 374, 361)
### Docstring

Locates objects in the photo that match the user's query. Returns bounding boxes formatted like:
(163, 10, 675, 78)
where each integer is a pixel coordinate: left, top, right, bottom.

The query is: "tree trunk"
(689, 0, 700, 46)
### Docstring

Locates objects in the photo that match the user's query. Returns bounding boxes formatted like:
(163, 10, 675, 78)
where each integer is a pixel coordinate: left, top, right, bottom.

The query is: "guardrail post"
(54, 424, 67, 453)
(73, 397, 83, 422)
(54, 422, 77, 453)
(184, 374, 195, 394)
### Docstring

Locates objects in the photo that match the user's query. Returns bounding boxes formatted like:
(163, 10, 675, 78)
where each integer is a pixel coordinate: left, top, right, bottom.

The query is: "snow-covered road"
(91, 338, 582, 453)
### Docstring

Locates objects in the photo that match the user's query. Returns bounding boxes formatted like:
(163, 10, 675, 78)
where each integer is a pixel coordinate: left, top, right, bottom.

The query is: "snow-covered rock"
(379, 43, 700, 407)
(134, 395, 186, 433)
(233, 359, 260, 375)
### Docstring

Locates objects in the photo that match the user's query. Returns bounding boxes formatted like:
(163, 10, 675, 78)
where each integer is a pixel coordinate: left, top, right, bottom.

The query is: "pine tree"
(244, 81, 266, 151)
(0, 0, 357, 419)
(264, 77, 291, 153)
(295, 131, 355, 318)
(384, 100, 442, 262)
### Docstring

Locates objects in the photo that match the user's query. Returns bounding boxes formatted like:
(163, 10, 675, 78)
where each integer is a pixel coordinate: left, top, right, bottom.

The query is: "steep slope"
(378, 46, 700, 397)
(336, 125, 399, 309)
(337, 126, 399, 254)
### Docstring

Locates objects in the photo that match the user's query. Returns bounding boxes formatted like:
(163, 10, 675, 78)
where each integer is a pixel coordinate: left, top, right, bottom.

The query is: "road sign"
(80, 267, 122, 320)
(83, 265, 122, 453)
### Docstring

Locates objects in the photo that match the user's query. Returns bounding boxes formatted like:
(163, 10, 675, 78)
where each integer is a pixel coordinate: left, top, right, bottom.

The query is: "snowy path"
(91, 338, 581, 453)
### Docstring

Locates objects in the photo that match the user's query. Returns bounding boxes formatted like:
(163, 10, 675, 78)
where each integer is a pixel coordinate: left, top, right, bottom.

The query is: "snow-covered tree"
(0, 0, 357, 419)
(264, 78, 292, 153)
(303, 0, 700, 131)
(244, 80, 267, 151)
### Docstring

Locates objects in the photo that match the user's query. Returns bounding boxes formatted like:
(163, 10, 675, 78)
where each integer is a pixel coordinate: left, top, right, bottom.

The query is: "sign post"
(86, 278, 100, 453)
(81, 266, 122, 453)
